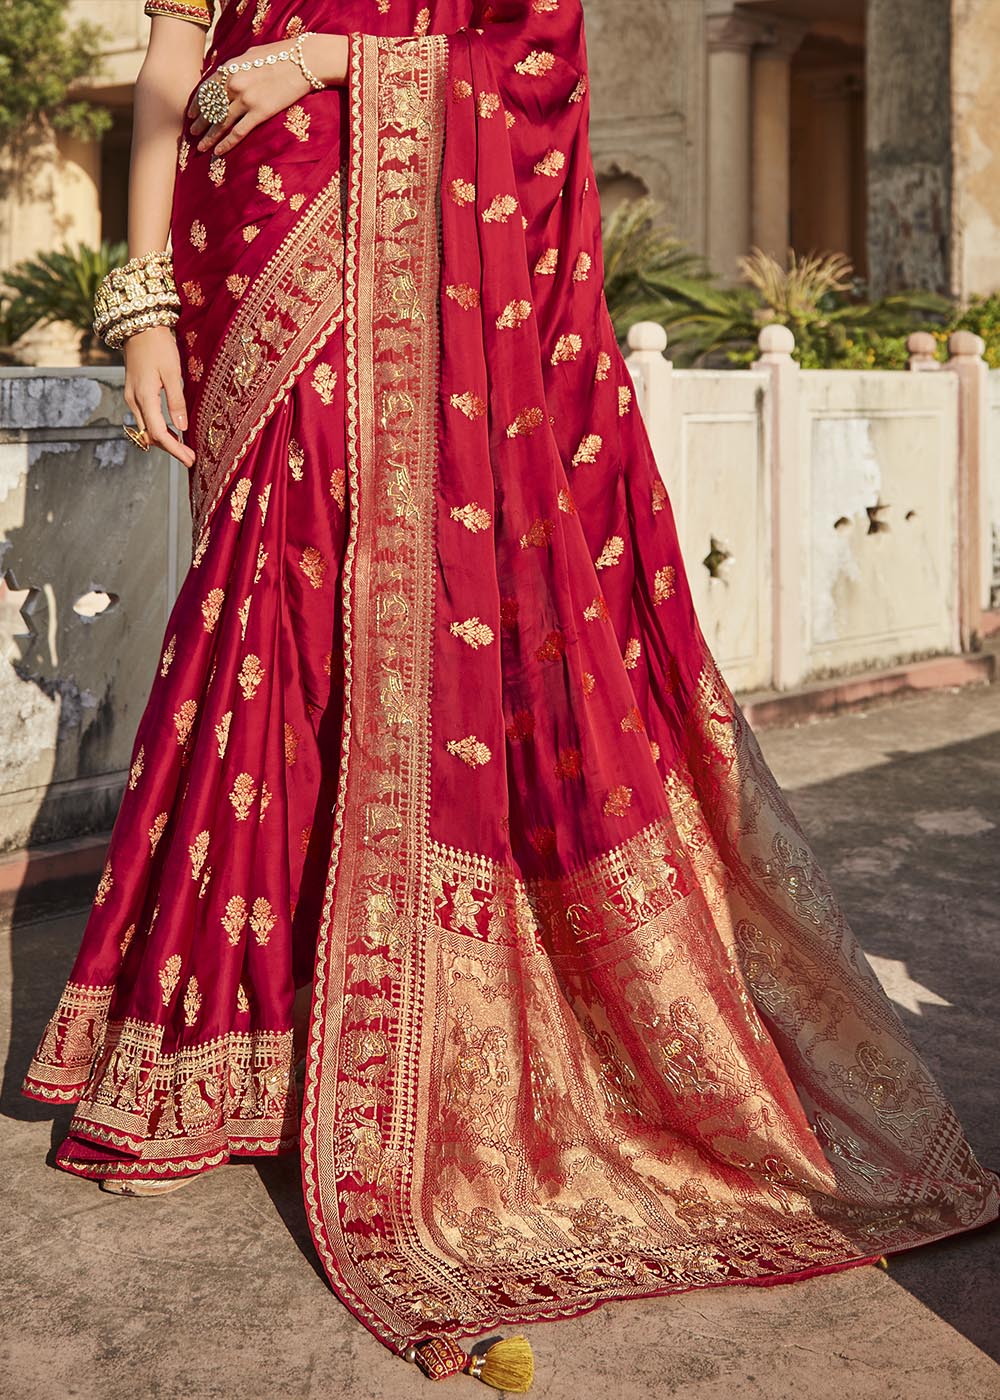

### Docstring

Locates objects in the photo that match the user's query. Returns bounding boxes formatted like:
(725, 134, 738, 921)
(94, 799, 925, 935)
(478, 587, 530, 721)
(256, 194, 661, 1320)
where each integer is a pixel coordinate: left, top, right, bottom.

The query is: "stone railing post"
(907, 331, 942, 372)
(946, 330, 989, 646)
(754, 323, 804, 690)
(627, 322, 673, 487)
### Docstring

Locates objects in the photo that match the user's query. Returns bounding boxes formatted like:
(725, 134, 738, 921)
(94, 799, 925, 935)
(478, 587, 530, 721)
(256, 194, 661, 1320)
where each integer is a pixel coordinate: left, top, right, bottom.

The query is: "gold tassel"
(876, 1256, 889, 1271)
(406, 1334, 535, 1391)
(471, 1336, 534, 1392)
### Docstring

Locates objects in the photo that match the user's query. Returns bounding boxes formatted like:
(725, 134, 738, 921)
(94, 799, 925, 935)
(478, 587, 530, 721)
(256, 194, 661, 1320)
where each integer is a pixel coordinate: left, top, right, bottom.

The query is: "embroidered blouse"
(144, 0, 214, 28)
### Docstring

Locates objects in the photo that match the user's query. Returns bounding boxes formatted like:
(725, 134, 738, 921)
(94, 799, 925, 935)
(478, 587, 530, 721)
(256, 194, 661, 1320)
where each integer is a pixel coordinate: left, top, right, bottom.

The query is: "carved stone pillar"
(706, 7, 759, 279)
(751, 20, 807, 265)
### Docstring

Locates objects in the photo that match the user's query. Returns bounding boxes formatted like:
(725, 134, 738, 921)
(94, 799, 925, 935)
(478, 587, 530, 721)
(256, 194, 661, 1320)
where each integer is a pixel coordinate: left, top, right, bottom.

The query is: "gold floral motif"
(506, 710, 535, 742)
(222, 894, 248, 946)
(552, 334, 582, 364)
(497, 299, 532, 330)
(595, 535, 624, 570)
(330, 469, 346, 508)
(187, 356, 204, 383)
(595, 351, 612, 381)
(230, 478, 252, 522)
(654, 565, 677, 604)
(312, 363, 338, 404)
(582, 671, 597, 696)
(414, 6, 430, 34)
(604, 785, 634, 817)
(260, 781, 272, 818)
(569, 74, 589, 103)
(555, 748, 583, 779)
(209, 157, 226, 187)
(558, 488, 576, 514)
(183, 976, 202, 1028)
(449, 178, 476, 205)
(128, 745, 144, 791)
(520, 518, 554, 548)
(619, 385, 634, 415)
(250, 896, 276, 946)
(446, 283, 480, 310)
(160, 635, 176, 676)
(450, 391, 486, 420)
(652, 479, 668, 514)
(192, 529, 210, 567)
(534, 248, 559, 276)
(119, 923, 136, 957)
(506, 407, 544, 438)
(572, 433, 603, 466)
(478, 92, 500, 119)
(452, 79, 473, 101)
(236, 982, 250, 1013)
(288, 439, 305, 480)
(289, 192, 305, 212)
(450, 617, 495, 648)
(238, 595, 251, 640)
(215, 710, 232, 759)
(257, 164, 285, 202)
(190, 220, 207, 252)
(254, 544, 268, 584)
(258, 484, 271, 524)
(173, 699, 198, 746)
(229, 772, 258, 821)
(483, 194, 519, 223)
(447, 736, 493, 768)
(189, 830, 209, 881)
(285, 104, 311, 141)
(238, 654, 265, 700)
(584, 595, 610, 622)
(534, 149, 566, 177)
(226, 274, 249, 299)
(182, 280, 204, 307)
(536, 629, 567, 662)
(299, 546, 328, 589)
(624, 637, 641, 669)
(284, 723, 300, 765)
(159, 954, 181, 1005)
(450, 502, 492, 532)
(515, 50, 556, 76)
(201, 587, 225, 633)
(243, 224, 260, 243)
(199, 865, 213, 900)
(621, 706, 646, 734)
(178, 139, 190, 171)
(573, 252, 593, 282)
(148, 812, 168, 855)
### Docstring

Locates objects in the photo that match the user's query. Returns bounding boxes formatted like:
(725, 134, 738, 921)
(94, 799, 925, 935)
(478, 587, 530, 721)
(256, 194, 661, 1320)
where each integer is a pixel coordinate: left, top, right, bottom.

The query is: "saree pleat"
(24, 0, 998, 1361)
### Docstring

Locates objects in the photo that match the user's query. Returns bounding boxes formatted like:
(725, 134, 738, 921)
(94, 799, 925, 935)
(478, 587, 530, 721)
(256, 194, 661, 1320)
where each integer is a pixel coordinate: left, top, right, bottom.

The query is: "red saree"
(23, 0, 999, 1372)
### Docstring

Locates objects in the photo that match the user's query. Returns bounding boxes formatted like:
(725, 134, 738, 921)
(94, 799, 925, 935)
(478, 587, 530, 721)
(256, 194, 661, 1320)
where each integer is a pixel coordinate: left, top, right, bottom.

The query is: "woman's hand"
(188, 35, 349, 158)
(124, 326, 196, 470)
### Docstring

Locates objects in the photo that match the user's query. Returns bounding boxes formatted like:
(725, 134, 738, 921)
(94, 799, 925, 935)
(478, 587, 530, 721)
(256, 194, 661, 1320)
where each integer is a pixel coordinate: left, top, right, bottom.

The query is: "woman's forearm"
(300, 33, 350, 87)
(128, 20, 206, 258)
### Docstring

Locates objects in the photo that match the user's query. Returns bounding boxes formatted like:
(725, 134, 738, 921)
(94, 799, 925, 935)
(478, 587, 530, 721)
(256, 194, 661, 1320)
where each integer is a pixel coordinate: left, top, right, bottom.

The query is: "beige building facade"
(3, 0, 1000, 360)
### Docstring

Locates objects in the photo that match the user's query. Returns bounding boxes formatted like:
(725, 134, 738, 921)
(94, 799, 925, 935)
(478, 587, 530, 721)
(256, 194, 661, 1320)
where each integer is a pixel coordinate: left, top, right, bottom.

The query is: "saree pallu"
(24, 0, 999, 1364)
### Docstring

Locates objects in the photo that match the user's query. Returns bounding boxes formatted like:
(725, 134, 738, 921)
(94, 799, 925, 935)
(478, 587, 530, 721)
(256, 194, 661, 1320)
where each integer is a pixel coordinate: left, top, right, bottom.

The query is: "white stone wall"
(0, 369, 190, 851)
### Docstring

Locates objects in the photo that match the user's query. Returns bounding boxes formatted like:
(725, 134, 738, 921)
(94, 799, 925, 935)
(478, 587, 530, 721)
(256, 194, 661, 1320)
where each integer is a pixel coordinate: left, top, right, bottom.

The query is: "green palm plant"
(0, 290, 41, 362)
(3, 240, 127, 356)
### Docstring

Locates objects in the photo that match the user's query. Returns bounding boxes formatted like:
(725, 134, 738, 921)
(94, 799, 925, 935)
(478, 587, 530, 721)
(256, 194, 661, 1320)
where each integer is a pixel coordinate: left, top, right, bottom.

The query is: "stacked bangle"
(93, 250, 181, 350)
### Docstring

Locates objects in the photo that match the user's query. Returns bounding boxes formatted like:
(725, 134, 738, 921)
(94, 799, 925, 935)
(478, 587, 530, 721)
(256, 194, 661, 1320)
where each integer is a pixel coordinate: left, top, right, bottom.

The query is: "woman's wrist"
(301, 33, 350, 87)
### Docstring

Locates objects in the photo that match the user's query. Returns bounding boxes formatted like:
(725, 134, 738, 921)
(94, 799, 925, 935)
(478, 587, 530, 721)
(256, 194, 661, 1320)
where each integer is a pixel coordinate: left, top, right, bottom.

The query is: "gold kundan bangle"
(93, 250, 182, 350)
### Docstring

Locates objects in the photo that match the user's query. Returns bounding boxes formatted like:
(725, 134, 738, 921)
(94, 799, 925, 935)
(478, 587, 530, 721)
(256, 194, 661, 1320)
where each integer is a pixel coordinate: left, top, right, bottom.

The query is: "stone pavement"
(2, 685, 999, 1400)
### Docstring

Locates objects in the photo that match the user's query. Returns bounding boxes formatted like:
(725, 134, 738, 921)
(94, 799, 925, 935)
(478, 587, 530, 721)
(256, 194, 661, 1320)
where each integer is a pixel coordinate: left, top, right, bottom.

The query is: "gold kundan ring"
(123, 424, 151, 452)
(196, 72, 231, 126)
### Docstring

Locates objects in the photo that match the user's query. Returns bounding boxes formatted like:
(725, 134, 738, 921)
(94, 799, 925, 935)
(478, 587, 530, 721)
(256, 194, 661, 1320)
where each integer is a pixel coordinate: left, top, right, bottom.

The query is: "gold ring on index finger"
(123, 423, 151, 452)
(196, 71, 231, 126)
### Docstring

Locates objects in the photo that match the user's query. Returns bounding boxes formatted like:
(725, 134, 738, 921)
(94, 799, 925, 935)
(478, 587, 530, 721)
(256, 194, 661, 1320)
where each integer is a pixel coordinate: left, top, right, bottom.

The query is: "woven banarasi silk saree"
(23, 0, 999, 1370)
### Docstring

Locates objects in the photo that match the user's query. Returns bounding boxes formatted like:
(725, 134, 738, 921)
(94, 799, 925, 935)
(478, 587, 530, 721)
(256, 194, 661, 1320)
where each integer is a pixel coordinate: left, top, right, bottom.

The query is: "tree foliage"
(0, 0, 111, 148)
